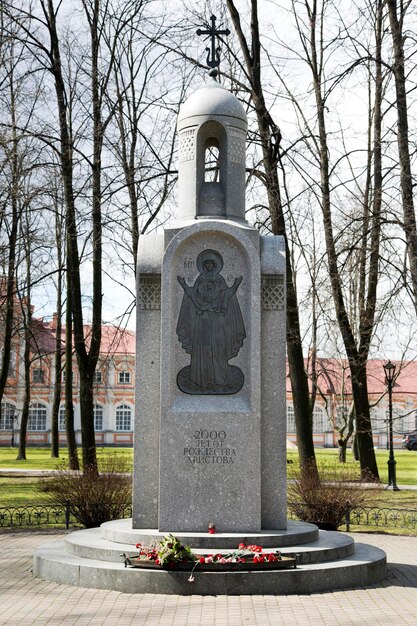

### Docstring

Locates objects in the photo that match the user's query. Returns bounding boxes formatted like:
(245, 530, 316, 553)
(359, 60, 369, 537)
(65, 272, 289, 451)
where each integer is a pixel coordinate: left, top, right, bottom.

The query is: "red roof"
(39, 320, 135, 357)
(286, 358, 417, 396)
(29, 318, 57, 355)
(99, 325, 135, 355)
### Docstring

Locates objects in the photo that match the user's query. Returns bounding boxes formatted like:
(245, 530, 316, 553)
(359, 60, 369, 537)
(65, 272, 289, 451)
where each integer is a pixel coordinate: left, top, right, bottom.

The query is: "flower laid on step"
(123, 534, 289, 576)
(133, 543, 160, 564)
(157, 534, 196, 569)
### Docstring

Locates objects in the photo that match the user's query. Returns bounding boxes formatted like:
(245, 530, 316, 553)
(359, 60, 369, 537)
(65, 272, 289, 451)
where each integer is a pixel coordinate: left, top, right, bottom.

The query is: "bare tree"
(282, 0, 385, 478)
(385, 0, 417, 313)
(50, 184, 63, 458)
(226, 0, 318, 474)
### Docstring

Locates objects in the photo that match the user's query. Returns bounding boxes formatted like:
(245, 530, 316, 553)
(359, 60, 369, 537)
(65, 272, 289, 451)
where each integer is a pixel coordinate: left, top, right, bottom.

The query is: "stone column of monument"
(133, 76, 286, 533)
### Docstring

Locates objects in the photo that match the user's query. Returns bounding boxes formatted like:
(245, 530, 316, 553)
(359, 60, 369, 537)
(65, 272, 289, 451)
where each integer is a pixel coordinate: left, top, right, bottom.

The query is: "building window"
(58, 406, 66, 431)
(313, 405, 331, 433)
(118, 371, 131, 385)
(32, 368, 45, 384)
(62, 370, 74, 383)
(94, 404, 103, 431)
(0, 403, 16, 430)
(28, 403, 47, 431)
(93, 370, 102, 384)
(287, 405, 295, 433)
(116, 404, 131, 431)
(369, 406, 384, 435)
(393, 405, 405, 434)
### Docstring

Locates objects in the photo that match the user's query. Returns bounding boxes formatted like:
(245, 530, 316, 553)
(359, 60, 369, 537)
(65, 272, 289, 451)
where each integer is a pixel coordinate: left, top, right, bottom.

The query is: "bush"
(288, 461, 378, 530)
(40, 455, 132, 528)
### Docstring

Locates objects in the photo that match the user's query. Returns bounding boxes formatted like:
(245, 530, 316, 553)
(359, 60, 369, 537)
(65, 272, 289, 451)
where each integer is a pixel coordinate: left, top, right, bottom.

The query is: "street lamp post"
(383, 361, 400, 491)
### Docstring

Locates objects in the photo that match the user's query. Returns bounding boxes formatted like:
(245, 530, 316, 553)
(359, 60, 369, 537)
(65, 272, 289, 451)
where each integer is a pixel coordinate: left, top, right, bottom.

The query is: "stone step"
(65, 527, 354, 565)
(99, 518, 319, 548)
(33, 538, 386, 595)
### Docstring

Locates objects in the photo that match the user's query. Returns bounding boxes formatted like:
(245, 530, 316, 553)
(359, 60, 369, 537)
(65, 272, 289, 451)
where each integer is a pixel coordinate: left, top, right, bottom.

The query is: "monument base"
(33, 519, 387, 595)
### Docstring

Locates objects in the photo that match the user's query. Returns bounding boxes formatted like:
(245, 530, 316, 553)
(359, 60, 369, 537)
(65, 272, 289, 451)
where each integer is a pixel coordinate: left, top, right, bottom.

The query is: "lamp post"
(383, 361, 399, 491)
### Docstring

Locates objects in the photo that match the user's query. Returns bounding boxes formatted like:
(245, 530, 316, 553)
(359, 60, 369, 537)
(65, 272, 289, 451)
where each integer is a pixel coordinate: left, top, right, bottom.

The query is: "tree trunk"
(350, 360, 379, 477)
(386, 0, 417, 313)
(338, 440, 347, 463)
(45, 0, 101, 473)
(16, 282, 31, 461)
(51, 214, 63, 458)
(79, 365, 97, 471)
(0, 55, 19, 406)
(65, 286, 79, 470)
(305, 0, 379, 479)
(226, 0, 317, 473)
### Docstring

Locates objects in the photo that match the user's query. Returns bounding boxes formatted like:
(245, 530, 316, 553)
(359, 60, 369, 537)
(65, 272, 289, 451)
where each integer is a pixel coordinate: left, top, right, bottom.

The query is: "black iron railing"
(346, 506, 417, 531)
(0, 502, 132, 529)
(0, 502, 416, 532)
(288, 503, 417, 532)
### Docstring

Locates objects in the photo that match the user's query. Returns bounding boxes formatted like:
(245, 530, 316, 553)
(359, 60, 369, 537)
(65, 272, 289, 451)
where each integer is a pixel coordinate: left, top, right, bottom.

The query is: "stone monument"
(133, 21, 287, 534)
(33, 17, 386, 594)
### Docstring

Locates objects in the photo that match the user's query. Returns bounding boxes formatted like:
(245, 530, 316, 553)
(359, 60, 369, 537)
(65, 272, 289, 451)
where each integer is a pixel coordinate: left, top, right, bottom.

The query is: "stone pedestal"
(133, 221, 286, 532)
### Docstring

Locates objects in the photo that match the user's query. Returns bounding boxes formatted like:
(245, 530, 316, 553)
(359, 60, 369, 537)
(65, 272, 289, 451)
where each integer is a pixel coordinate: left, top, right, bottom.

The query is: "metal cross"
(197, 14, 230, 70)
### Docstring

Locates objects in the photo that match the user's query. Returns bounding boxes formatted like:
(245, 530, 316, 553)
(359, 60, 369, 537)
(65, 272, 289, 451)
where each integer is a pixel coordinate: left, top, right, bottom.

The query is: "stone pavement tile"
(1, 531, 417, 625)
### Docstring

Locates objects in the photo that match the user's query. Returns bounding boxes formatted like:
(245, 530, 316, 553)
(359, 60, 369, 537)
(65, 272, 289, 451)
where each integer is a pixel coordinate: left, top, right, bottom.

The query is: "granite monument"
(133, 52, 287, 532)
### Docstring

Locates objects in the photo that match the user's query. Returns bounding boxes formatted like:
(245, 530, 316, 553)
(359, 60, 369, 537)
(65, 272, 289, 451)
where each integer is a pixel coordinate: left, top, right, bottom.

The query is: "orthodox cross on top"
(197, 14, 230, 76)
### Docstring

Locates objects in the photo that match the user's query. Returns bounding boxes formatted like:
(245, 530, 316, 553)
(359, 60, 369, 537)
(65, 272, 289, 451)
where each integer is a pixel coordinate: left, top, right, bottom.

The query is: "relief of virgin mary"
(176, 249, 245, 394)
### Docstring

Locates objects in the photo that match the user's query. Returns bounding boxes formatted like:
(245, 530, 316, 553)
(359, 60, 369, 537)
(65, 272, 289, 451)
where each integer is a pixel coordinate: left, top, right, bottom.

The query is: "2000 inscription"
(185, 429, 236, 465)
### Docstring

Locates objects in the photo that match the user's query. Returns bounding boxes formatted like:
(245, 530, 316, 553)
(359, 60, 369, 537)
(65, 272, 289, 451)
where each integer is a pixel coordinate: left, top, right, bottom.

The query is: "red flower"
(247, 544, 263, 553)
(135, 543, 142, 549)
(199, 557, 205, 564)
(238, 543, 246, 550)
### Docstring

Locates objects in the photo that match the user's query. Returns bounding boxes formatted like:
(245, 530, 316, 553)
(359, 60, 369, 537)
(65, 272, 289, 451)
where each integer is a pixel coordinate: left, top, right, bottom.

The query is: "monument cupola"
(177, 78, 248, 222)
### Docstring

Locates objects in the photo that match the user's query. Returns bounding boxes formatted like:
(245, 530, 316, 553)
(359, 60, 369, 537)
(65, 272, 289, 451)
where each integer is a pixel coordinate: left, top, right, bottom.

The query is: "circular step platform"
(33, 519, 387, 595)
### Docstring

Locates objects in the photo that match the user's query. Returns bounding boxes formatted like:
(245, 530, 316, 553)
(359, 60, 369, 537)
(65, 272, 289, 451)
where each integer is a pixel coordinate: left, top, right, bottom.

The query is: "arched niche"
(204, 139, 220, 182)
(196, 121, 227, 217)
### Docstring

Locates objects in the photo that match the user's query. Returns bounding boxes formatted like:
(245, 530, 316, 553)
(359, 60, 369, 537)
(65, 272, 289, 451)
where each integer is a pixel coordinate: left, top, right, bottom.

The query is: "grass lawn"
(1, 446, 415, 482)
(0, 446, 134, 471)
(287, 448, 417, 485)
(0, 477, 49, 507)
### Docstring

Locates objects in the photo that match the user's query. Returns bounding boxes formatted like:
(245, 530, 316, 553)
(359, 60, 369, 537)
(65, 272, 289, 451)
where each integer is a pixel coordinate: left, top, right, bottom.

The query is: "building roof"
(29, 317, 57, 355)
(36, 319, 135, 358)
(99, 325, 135, 355)
(286, 358, 417, 397)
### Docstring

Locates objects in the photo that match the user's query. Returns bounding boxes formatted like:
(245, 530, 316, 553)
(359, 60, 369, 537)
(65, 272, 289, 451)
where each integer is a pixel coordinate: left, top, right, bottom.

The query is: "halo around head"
(197, 249, 223, 274)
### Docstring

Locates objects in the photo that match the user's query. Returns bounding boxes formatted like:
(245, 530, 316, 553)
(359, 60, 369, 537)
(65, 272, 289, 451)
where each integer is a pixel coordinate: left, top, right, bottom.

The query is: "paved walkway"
(0, 531, 417, 625)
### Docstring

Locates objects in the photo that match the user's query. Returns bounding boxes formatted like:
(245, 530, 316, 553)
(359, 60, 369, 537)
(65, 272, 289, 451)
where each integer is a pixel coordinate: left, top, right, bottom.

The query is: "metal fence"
(346, 506, 417, 532)
(0, 502, 133, 529)
(287, 503, 417, 533)
(1, 502, 417, 532)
